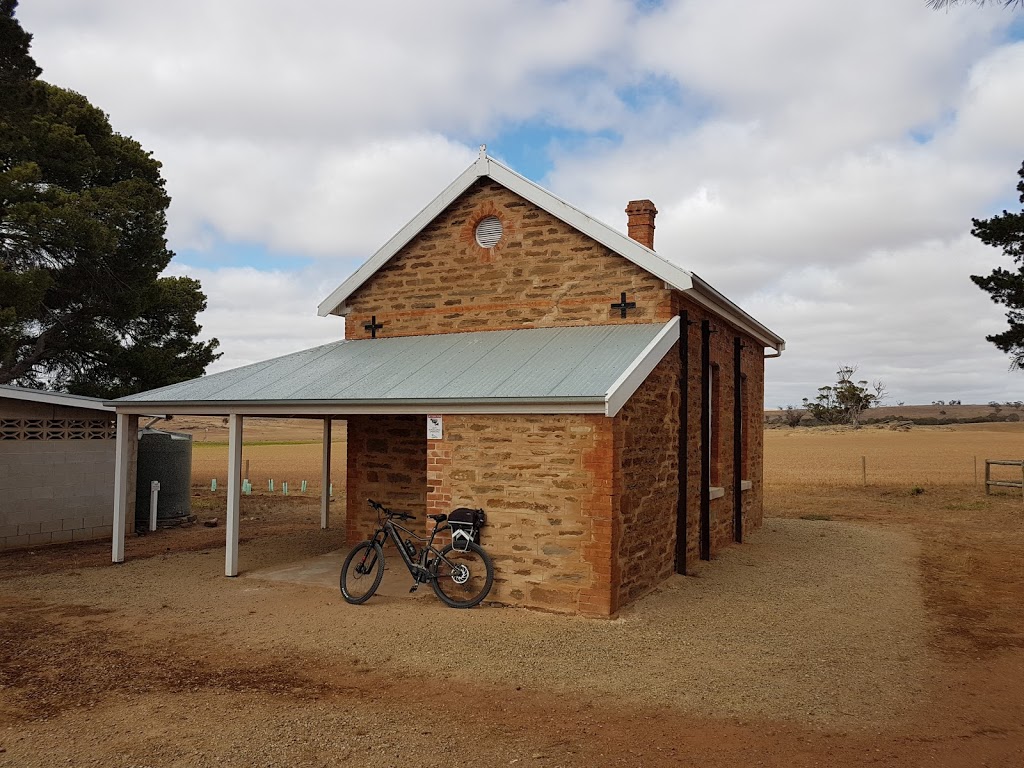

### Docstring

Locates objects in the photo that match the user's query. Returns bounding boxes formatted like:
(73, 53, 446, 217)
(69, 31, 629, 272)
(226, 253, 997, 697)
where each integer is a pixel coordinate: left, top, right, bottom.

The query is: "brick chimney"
(625, 199, 658, 249)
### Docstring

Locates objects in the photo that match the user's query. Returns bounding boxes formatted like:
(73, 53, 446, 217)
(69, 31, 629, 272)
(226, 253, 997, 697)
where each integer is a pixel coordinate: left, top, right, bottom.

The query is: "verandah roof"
(110, 320, 679, 418)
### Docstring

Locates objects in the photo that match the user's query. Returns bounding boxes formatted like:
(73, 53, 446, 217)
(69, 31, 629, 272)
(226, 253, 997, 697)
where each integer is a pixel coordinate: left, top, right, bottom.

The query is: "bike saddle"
(428, 513, 448, 522)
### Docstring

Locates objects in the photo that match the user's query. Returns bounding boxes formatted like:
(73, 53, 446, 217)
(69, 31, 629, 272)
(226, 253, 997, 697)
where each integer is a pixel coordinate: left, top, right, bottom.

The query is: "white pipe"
(149, 481, 160, 532)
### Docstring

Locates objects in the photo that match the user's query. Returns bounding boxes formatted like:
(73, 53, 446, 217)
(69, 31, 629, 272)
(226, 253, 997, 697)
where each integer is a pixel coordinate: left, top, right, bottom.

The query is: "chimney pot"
(625, 199, 658, 249)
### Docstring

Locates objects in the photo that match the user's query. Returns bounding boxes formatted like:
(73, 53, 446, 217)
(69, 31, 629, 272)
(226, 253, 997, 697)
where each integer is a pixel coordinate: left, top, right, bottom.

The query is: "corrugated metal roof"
(0, 384, 113, 412)
(116, 323, 670, 407)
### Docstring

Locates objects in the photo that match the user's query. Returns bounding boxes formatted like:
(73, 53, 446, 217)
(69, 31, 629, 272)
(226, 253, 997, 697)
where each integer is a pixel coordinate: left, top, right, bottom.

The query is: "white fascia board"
(317, 157, 488, 317)
(604, 317, 680, 417)
(317, 153, 695, 318)
(684, 274, 785, 352)
(111, 397, 608, 418)
(483, 158, 693, 292)
(0, 385, 113, 412)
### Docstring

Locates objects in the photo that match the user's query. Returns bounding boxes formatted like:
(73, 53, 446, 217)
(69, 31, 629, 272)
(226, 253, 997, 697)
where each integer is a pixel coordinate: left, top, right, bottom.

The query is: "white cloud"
(163, 263, 343, 372)
(16, 0, 1024, 405)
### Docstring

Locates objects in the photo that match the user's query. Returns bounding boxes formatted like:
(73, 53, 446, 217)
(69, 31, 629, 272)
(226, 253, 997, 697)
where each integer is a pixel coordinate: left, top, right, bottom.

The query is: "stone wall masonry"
(345, 414, 427, 544)
(613, 349, 680, 607)
(674, 292, 766, 566)
(427, 414, 616, 617)
(343, 178, 675, 340)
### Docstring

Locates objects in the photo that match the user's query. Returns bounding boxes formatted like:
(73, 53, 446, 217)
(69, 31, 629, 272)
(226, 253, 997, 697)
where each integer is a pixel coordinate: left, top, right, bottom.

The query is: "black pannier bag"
(448, 507, 485, 552)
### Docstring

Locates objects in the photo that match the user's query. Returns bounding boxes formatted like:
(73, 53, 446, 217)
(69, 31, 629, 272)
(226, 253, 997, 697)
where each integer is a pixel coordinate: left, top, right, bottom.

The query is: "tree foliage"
(926, 0, 1023, 9)
(0, 0, 219, 398)
(970, 161, 1024, 369)
(802, 365, 887, 427)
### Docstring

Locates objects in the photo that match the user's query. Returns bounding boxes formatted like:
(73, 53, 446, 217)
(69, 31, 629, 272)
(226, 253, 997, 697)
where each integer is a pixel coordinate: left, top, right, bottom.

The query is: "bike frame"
(366, 516, 450, 582)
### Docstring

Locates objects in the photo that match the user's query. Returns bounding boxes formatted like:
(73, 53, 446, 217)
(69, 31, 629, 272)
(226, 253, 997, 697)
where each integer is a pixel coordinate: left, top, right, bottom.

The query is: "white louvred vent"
(474, 216, 503, 248)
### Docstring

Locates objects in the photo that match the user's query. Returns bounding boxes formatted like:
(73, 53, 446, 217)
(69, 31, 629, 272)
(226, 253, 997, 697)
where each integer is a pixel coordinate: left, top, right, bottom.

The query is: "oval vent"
(474, 216, 503, 248)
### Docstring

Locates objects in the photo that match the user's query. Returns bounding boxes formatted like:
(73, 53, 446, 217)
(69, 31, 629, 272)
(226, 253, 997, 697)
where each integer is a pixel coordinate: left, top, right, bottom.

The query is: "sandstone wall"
(345, 415, 427, 543)
(614, 350, 680, 606)
(426, 414, 615, 616)
(343, 178, 675, 339)
(675, 293, 765, 565)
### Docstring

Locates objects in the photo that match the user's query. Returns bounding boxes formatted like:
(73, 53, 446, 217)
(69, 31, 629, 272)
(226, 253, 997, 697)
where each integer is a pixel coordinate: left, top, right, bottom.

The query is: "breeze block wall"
(343, 178, 675, 339)
(427, 414, 616, 617)
(0, 400, 116, 550)
(345, 414, 427, 544)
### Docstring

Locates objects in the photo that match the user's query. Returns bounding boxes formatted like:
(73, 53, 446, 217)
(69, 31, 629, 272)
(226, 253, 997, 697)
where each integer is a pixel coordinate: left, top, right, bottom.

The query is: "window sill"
(708, 481, 752, 500)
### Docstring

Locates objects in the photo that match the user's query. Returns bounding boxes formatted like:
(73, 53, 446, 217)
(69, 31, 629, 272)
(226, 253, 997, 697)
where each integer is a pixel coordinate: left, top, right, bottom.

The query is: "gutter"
(685, 272, 785, 355)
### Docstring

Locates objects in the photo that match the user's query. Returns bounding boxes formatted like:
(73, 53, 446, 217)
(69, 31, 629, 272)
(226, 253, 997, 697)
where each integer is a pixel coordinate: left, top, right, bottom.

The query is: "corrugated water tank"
(135, 429, 193, 527)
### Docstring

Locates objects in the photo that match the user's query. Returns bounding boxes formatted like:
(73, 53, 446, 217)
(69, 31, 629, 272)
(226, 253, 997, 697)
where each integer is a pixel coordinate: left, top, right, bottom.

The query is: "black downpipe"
(700, 320, 711, 561)
(675, 311, 689, 575)
(733, 337, 743, 543)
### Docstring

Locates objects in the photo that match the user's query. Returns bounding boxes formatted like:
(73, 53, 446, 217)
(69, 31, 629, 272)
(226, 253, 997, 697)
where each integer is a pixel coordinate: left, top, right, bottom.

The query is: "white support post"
(225, 413, 243, 576)
(111, 413, 138, 563)
(321, 418, 332, 529)
(149, 481, 160, 532)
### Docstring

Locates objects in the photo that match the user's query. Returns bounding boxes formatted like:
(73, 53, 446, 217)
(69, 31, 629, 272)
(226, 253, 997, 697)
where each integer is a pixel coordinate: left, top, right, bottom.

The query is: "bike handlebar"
(367, 498, 415, 521)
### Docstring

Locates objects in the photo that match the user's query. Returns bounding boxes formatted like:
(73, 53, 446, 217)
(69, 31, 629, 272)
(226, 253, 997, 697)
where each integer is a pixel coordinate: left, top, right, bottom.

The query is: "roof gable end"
(317, 151, 694, 319)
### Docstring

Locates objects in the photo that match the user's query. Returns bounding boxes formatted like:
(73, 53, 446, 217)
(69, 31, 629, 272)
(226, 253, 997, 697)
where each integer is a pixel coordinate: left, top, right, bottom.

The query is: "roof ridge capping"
(317, 153, 783, 351)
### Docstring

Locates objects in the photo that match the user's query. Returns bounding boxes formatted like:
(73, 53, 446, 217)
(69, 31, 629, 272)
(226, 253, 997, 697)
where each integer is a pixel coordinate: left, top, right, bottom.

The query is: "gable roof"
(112, 320, 679, 418)
(0, 384, 113, 413)
(318, 150, 784, 351)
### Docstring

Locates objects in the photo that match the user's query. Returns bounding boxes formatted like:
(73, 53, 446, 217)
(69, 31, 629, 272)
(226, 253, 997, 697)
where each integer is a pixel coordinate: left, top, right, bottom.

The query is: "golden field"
(191, 441, 349, 495)
(186, 418, 1024, 493)
(765, 422, 1024, 488)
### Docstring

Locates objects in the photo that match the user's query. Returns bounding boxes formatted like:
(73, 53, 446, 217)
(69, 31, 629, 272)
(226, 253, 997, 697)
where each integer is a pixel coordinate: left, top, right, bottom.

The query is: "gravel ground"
(1, 518, 931, 729)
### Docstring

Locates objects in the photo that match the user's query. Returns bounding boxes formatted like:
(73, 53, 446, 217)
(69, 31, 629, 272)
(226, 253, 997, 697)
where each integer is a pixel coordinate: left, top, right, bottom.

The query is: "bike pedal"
(409, 584, 419, 593)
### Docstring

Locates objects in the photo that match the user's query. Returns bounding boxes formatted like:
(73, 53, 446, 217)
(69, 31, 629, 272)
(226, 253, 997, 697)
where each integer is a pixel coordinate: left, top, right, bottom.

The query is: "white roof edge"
(0, 384, 114, 412)
(605, 317, 680, 417)
(110, 398, 608, 417)
(685, 274, 785, 352)
(481, 158, 694, 293)
(317, 153, 694, 318)
(316, 158, 487, 317)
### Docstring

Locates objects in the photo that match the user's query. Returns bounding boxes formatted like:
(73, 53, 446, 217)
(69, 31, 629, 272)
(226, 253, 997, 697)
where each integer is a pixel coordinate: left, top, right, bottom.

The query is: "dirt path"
(2, 487, 1023, 766)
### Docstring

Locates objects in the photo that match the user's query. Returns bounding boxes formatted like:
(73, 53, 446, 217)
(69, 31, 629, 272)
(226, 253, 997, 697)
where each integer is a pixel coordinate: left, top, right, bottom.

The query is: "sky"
(16, 0, 1024, 407)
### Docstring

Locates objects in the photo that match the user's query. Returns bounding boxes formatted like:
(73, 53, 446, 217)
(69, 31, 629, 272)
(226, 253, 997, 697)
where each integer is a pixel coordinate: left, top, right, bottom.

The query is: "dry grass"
(766, 422, 1024, 487)
(766, 422, 1024, 658)
(191, 441, 348, 495)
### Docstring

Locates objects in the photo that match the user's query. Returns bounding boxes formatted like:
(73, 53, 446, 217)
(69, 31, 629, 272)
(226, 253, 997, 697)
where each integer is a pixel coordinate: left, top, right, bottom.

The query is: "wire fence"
(764, 425, 1024, 488)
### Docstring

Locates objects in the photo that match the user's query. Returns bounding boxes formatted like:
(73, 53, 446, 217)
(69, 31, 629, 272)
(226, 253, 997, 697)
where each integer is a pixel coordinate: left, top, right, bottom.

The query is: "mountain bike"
(340, 498, 494, 609)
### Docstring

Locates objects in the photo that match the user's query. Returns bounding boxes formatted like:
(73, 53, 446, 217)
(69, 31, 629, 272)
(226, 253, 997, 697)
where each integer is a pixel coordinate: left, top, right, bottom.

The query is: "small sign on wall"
(427, 415, 443, 440)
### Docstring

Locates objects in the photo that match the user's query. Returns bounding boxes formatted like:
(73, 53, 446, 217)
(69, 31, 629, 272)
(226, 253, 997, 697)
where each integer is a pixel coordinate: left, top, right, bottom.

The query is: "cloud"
(163, 263, 343, 373)
(15, 0, 1024, 406)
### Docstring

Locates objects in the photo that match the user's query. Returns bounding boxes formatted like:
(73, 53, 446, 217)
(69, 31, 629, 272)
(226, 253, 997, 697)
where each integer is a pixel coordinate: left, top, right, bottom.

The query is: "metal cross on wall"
(364, 316, 384, 339)
(610, 292, 637, 319)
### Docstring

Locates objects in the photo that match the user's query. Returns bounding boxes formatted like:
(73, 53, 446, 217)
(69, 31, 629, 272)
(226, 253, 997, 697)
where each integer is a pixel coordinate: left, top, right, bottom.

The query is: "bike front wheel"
(430, 542, 494, 609)
(340, 541, 384, 605)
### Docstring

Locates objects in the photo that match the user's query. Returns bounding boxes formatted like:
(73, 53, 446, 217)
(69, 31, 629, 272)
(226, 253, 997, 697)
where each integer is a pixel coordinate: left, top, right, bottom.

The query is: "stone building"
(110, 151, 784, 617)
(0, 385, 118, 549)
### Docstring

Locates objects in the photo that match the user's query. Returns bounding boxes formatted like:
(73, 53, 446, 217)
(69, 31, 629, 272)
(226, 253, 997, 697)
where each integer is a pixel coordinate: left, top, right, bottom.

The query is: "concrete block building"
(110, 150, 784, 616)
(0, 386, 119, 549)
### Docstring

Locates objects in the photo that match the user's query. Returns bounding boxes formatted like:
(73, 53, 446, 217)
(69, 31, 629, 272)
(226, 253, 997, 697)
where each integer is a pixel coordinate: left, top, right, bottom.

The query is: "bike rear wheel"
(430, 542, 494, 609)
(340, 541, 384, 604)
